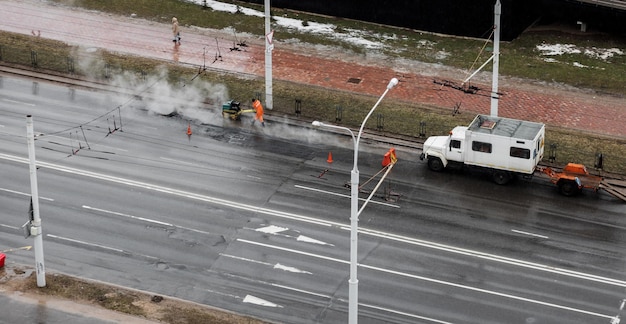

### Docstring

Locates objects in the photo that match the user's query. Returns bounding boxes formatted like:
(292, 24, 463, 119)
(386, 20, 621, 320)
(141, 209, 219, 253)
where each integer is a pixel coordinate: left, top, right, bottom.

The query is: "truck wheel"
(427, 157, 444, 172)
(492, 171, 511, 185)
(558, 179, 581, 196)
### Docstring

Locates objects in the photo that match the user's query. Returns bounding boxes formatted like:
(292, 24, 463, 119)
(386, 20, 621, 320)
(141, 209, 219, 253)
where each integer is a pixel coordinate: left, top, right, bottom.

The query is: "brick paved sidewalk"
(1, 0, 625, 138)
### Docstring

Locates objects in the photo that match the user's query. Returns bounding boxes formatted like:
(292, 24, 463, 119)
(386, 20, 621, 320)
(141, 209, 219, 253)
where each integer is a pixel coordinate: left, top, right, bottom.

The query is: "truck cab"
(420, 126, 467, 171)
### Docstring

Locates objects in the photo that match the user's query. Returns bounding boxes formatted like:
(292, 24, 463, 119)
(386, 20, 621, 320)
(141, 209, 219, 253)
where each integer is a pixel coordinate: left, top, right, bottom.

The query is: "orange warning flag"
(327, 152, 333, 164)
(382, 148, 397, 167)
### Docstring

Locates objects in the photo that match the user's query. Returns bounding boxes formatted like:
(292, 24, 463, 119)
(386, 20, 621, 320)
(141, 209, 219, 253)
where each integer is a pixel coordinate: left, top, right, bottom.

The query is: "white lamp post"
(26, 115, 46, 287)
(312, 77, 398, 324)
(264, 0, 273, 109)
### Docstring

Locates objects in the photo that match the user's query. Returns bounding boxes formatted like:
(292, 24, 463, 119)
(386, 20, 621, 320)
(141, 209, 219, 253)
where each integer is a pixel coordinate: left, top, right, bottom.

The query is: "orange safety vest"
(253, 100, 264, 120)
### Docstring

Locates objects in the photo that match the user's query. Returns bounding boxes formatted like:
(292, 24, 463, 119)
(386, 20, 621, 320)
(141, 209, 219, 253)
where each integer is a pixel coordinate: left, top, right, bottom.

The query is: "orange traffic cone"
(327, 151, 333, 164)
(186, 123, 192, 136)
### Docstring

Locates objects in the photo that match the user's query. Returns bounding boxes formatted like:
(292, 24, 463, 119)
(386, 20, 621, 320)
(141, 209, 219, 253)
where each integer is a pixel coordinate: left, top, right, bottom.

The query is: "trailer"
(420, 114, 545, 185)
(538, 163, 626, 201)
(538, 163, 602, 196)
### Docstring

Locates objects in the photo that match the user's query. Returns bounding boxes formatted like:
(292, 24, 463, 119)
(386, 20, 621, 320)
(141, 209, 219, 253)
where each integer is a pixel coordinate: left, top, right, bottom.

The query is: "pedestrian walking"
(251, 99, 265, 127)
(172, 17, 181, 45)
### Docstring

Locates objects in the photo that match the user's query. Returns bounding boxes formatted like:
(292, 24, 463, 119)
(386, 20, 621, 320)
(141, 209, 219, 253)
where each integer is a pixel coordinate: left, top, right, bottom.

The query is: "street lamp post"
(312, 77, 398, 324)
(26, 115, 46, 287)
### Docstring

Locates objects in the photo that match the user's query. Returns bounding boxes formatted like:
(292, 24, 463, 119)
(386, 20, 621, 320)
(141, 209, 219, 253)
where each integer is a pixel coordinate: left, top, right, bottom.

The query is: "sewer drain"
(347, 78, 361, 84)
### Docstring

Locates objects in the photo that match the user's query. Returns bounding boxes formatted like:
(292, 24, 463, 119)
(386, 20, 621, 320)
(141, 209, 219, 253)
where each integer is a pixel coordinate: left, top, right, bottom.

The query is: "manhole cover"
(347, 78, 361, 84)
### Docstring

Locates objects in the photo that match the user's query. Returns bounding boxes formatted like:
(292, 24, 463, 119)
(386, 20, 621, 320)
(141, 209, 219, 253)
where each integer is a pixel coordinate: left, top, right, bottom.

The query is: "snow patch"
(190, 0, 386, 49)
(536, 43, 580, 56)
(584, 47, 623, 60)
(536, 43, 623, 61)
(417, 39, 436, 49)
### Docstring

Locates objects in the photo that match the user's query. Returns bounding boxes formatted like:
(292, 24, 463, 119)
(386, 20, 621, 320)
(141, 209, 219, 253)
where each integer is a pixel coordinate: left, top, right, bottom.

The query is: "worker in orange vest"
(251, 99, 265, 127)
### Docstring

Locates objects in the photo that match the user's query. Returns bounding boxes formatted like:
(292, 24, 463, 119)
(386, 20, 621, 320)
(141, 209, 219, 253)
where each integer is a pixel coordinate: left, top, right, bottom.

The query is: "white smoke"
(105, 65, 229, 124)
(69, 47, 380, 156)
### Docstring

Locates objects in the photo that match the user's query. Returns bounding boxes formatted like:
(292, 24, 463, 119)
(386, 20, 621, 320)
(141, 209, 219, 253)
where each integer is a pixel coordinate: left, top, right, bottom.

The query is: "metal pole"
(348, 77, 397, 324)
(491, 0, 501, 117)
(264, 0, 273, 109)
(311, 78, 398, 324)
(348, 136, 360, 324)
(26, 115, 46, 287)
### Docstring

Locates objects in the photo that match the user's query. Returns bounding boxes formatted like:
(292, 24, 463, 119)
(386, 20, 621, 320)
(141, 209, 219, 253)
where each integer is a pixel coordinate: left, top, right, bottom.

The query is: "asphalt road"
(1, 74, 626, 323)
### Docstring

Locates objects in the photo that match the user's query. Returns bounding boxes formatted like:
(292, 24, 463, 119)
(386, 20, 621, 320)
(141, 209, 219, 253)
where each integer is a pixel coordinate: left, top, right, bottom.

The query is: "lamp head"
(387, 78, 399, 90)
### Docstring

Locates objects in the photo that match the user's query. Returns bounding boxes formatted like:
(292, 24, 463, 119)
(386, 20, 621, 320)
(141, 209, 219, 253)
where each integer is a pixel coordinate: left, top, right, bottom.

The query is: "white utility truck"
(420, 114, 545, 184)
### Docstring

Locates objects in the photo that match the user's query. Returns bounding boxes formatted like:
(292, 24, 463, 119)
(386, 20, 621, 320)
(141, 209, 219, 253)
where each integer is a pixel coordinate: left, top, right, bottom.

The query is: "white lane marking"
(243, 295, 283, 308)
(83, 205, 172, 226)
(160, 157, 198, 166)
(220, 253, 312, 275)
(0, 187, 54, 201)
(512, 229, 549, 239)
(205, 288, 241, 300)
(255, 225, 333, 246)
(47, 234, 126, 254)
(361, 262, 613, 319)
(1, 153, 622, 288)
(296, 235, 328, 245)
(256, 225, 288, 234)
(219, 259, 450, 323)
(47, 135, 74, 143)
(82, 201, 623, 321)
(295, 184, 400, 209)
(82, 205, 213, 235)
(270, 283, 330, 299)
(359, 227, 626, 288)
(0, 224, 20, 230)
(239, 239, 345, 263)
(220, 253, 272, 266)
(217, 273, 332, 305)
(2, 98, 36, 106)
(92, 144, 128, 152)
(1, 154, 333, 227)
(274, 263, 312, 274)
(238, 239, 614, 320)
(361, 302, 454, 324)
(47, 234, 159, 261)
(209, 274, 325, 309)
